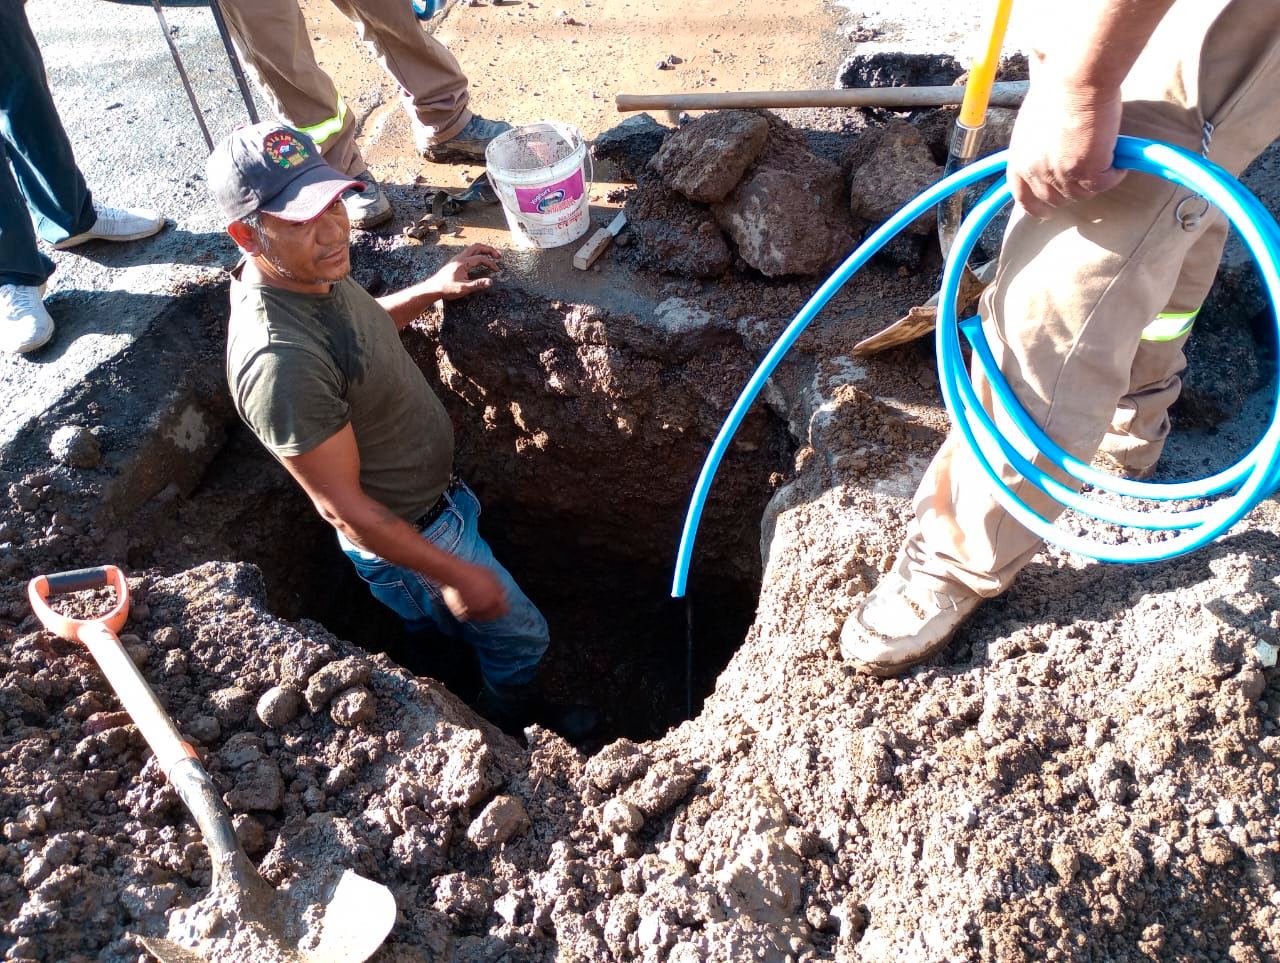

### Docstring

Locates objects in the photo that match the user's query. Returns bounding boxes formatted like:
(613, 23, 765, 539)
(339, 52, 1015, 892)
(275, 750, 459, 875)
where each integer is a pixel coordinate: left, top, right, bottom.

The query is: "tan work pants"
(901, 0, 1280, 598)
(217, 0, 472, 177)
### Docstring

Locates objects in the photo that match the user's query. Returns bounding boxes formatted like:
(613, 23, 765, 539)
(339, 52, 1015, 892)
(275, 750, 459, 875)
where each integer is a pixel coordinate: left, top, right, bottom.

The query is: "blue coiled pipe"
(671, 136, 1280, 597)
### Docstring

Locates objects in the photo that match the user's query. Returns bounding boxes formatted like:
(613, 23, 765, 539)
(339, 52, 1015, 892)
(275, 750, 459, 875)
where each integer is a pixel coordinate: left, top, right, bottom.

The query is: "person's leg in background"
(215, 0, 393, 228)
(328, 0, 510, 161)
(1096, 214, 1229, 478)
(0, 136, 55, 354)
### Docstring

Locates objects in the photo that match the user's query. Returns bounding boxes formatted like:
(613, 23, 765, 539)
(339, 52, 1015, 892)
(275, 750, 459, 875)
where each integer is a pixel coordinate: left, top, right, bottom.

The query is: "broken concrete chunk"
(48, 425, 101, 469)
(625, 174, 732, 278)
(593, 113, 668, 181)
(621, 761, 697, 818)
(600, 798, 644, 837)
(224, 757, 284, 813)
(186, 714, 220, 744)
(151, 626, 182, 650)
(207, 685, 255, 726)
(233, 813, 267, 856)
(1049, 842, 1079, 882)
(304, 656, 371, 711)
(330, 686, 376, 727)
(585, 738, 651, 792)
(256, 685, 302, 729)
(648, 110, 770, 203)
(440, 730, 502, 812)
(218, 732, 264, 768)
(712, 117, 855, 277)
(434, 872, 492, 924)
(466, 794, 530, 849)
(1256, 640, 1279, 668)
(846, 120, 942, 235)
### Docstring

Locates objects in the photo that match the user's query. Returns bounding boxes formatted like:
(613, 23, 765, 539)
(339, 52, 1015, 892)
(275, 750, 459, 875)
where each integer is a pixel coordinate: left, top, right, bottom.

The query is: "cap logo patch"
(263, 130, 310, 169)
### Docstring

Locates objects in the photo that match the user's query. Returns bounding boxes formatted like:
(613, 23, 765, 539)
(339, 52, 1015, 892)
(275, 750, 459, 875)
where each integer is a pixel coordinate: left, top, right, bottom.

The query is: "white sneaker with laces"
(53, 203, 165, 250)
(0, 284, 54, 354)
(840, 556, 982, 676)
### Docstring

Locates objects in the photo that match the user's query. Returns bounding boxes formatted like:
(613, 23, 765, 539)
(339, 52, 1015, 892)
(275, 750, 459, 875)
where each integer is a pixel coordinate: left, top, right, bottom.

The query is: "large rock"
(711, 115, 856, 277)
(845, 120, 943, 235)
(593, 113, 669, 181)
(624, 173, 733, 278)
(648, 110, 770, 203)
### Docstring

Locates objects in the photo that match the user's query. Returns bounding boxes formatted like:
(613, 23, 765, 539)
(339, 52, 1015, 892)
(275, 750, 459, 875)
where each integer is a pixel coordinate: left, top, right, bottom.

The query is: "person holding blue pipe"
(841, 0, 1280, 676)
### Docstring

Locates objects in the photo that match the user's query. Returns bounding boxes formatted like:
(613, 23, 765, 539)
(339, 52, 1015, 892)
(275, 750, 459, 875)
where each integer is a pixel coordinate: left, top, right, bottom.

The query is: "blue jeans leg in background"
(340, 481, 550, 688)
(0, 0, 96, 286)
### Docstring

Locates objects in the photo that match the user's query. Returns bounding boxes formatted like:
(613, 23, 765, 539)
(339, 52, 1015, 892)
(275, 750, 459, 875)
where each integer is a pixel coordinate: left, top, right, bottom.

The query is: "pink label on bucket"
(514, 170, 585, 215)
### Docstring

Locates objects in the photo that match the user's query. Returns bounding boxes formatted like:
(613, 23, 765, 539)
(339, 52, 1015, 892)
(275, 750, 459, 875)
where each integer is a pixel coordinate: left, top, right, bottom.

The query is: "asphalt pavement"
(1, 0, 265, 450)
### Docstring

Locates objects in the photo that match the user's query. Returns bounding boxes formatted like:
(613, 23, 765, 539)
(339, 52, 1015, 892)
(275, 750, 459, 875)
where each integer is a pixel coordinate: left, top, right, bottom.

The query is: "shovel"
(28, 565, 396, 963)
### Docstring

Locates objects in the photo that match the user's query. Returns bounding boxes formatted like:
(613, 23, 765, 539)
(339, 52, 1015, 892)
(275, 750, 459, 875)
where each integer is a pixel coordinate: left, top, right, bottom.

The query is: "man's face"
(255, 200, 352, 285)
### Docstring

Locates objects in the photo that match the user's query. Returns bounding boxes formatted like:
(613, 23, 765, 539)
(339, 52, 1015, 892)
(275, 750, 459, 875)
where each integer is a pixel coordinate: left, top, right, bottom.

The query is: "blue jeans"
(339, 481, 549, 687)
(0, 0, 97, 287)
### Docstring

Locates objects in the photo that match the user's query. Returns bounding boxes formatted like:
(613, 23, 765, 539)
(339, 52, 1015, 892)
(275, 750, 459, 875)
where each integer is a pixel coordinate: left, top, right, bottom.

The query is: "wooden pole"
(616, 81, 1027, 114)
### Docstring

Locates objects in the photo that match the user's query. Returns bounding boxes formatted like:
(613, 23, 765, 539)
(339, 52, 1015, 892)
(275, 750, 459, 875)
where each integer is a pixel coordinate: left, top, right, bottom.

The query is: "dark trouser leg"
(0, 0, 96, 248)
(0, 137, 51, 287)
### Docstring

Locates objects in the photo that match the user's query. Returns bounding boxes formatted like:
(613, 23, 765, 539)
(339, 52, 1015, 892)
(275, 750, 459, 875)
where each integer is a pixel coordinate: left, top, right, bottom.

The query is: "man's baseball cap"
(206, 122, 363, 222)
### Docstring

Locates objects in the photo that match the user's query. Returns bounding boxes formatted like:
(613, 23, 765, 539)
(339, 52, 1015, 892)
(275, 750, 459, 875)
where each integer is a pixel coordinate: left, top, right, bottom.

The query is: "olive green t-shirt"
(226, 271, 454, 523)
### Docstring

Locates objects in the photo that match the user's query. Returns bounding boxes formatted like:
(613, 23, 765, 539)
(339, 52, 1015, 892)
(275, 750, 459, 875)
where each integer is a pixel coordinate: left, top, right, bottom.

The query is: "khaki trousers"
(217, 0, 471, 177)
(901, 0, 1280, 598)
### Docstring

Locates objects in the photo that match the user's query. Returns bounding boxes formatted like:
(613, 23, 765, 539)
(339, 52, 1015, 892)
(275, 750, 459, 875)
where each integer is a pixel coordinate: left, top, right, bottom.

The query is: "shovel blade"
(303, 870, 397, 963)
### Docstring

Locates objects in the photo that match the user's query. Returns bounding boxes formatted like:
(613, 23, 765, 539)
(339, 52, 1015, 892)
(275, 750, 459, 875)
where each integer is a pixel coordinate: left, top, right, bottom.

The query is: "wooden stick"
(616, 81, 1028, 114)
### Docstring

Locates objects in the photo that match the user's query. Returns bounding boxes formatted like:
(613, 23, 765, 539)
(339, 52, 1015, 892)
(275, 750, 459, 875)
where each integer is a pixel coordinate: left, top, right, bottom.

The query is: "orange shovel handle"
(27, 565, 196, 777)
(28, 564, 131, 641)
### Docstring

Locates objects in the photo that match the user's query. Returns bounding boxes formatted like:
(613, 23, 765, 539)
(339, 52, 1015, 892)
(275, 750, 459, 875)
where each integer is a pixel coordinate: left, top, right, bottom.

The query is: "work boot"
(1092, 448, 1159, 481)
(53, 203, 165, 250)
(343, 171, 394, 230)
(419, 115, 513, 163)
(474, 678, 599, 743)
(839, 557, 982, 677)
(0, 284, 54, 355)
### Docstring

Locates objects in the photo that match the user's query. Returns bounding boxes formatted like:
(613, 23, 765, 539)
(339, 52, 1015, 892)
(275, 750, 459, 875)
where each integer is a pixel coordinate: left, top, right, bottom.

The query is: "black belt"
(413, 476, 462, 531)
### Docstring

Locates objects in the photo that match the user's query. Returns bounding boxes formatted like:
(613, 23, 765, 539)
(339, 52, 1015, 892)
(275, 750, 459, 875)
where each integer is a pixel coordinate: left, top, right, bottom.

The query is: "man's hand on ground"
(441, 561, 509, 622)
(430, 243, 502, 300)
(1007, 67, 1127, 218)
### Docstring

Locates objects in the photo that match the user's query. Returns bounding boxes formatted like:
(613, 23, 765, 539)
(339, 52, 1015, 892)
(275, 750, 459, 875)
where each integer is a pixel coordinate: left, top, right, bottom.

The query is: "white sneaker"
(53, 203, 166, 250)
(839, 556, 982, 676)
(0, 284, 55, 354)
(343, 171, 393, 230)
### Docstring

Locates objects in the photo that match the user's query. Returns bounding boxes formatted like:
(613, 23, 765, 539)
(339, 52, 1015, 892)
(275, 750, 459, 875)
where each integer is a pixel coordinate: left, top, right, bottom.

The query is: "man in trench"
(207, 122, 558, 732)
(840, 0, 1280, 675)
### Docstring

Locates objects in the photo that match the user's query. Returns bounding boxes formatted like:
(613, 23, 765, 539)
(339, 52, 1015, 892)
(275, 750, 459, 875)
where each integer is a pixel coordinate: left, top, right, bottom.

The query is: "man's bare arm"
(1008, 0, 1178, 216)
(280, 424, 508, 621)
(377, 244, 503, 329)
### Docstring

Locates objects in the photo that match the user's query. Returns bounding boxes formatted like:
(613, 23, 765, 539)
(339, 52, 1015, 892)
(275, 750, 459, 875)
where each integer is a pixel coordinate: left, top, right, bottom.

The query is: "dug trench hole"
(129, 285, 794, 743)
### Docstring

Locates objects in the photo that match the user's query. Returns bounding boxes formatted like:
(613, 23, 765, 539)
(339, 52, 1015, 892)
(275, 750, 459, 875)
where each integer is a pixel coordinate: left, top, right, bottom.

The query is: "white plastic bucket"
(485, 122, 592, 249)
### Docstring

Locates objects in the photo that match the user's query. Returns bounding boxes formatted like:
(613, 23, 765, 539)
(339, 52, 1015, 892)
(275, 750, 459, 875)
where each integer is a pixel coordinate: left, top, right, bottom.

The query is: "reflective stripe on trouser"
(1098, 210, 1227, 476)
(215, 0, 471, 176)
(296, 95, 349, 146)
(0, 0, 96, 284)
(1140, 309, 1200, 342)
(897, 0, 1280, 598)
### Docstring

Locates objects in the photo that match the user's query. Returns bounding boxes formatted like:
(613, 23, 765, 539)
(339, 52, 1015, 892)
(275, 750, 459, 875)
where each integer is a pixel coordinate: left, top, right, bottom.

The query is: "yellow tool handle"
(959, 0, 1015, 128)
